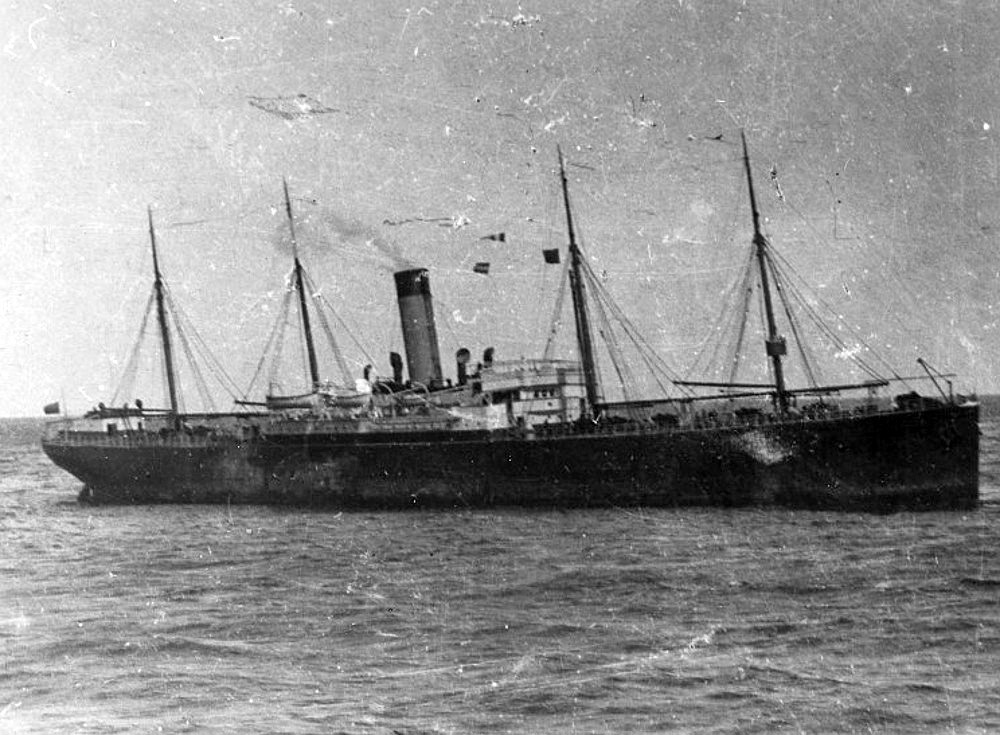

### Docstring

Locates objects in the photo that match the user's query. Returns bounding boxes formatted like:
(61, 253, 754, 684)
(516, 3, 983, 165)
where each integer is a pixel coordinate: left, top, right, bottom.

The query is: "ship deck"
(42, 401, 979, 446)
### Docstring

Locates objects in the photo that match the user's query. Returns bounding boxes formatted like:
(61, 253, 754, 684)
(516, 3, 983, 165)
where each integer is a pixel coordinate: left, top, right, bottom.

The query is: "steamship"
(42, 138, 979, 511)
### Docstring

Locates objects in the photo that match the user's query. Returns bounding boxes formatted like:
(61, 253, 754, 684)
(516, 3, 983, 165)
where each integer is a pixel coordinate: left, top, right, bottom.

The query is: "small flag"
(472, 262, 490, 275)
(43, 401, 60, 415)
(542, 248, 560, 264)
(480, 232, 506, 242)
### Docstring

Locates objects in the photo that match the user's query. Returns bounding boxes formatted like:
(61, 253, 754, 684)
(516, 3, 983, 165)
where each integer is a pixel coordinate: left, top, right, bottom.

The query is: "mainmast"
(147, 207, 180, 422)
(557, 146, 602, 417)
(741, 130, 789, 414)
(284, 178, 320, 389)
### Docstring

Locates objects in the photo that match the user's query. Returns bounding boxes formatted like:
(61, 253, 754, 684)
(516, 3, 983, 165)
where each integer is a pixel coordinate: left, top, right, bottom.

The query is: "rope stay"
(685, 145, 916, 396)
(110, 280, 248, 413)
(301, 269, 354, 389)
(562, 245, 695, 402)
(245, 282, 294, 400)
(315, 290, 379, 369)
(764, 251, 820, 388)
(765, 245, 903, 384)
(724, 247, 758, 386)
(542, 259, 570, 361)
(584, 262, 693, 396)
(164, 287, 245, 401)
(110, 291, 157, 408)
(251, 261, 380, 396)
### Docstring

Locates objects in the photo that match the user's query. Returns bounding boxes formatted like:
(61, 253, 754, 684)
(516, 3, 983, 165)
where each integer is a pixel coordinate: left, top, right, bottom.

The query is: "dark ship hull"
(43, 401, 979, 512)
(41, 148, 982, 513)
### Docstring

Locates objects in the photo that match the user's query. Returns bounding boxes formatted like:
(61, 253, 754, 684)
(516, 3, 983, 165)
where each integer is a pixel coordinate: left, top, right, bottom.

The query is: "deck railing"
(43, 400, 966, 447)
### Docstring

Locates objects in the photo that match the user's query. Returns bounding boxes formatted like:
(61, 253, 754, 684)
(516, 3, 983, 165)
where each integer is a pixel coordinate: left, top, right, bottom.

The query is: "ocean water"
(1, 416, 998, 734)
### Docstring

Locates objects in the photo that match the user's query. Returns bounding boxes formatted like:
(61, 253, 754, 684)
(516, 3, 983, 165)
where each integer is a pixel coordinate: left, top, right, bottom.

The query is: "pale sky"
(2, 1, 998, 416)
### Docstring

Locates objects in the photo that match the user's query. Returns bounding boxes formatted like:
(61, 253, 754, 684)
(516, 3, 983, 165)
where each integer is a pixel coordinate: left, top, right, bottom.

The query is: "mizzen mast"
(284, 178, 321, 389)
(147, 207, 180, 421)
(741, 130, 789, 414)
(557, 146, 602, 417)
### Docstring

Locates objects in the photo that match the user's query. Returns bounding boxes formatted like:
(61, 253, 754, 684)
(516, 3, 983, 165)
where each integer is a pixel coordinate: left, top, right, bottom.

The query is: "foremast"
(147, 207, 180, 426)
(283, 178, 321, 389)
(741, 131, 789, 414)
(557, 146, 602, 418)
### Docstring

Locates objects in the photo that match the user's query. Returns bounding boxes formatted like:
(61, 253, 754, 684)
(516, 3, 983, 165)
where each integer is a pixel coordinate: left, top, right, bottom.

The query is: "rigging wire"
(166, 295, 216, 412)
(301, 270, 354, 388)
(587, 280, 636, 404)
(580, 257, 680, 386)
(763, 251, 820, 388)
(726, 254, 756, 386)
(531, 251, 552, 352)
(294, 280, 311, 389)
(680, 142, 905, 393)
(766, 248, 895, 382)
(755, 268, 772, 386)
(577, 254, 694, 399)
(779, 180, 951, 358)
(542, 260, 570, 361)
(684, 243, 756, 382)
(764, 189, 912, 387)
(244, 285, 294, 400)
(165, 288, 246, 401)
(716, 245, 757, 384)
(315, 290, 379, 369)
(110, 290, 157, 407)
(265, 272, 296, 393)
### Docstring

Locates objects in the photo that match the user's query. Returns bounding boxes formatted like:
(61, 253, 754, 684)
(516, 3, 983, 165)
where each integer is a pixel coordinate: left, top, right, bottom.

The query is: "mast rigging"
(557, 146, 602, 416)
(284, 178, 321, 389)
(148, 207, 180, 423)
(741, 130, 789, 413)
